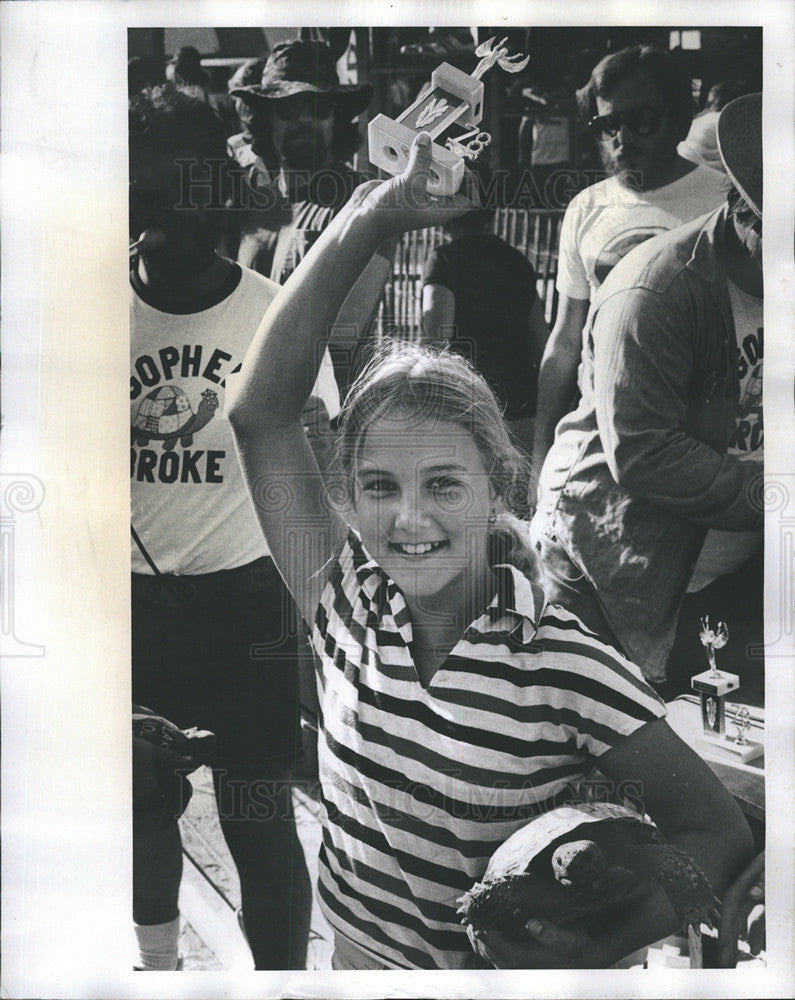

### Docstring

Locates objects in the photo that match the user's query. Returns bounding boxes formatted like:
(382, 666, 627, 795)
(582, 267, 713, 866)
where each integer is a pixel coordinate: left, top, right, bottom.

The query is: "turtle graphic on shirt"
(593, 226, 667, 287)
(132, 385, 219, 451)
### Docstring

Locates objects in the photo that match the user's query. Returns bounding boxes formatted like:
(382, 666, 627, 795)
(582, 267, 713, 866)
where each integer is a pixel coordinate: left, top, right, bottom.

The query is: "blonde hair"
(334, 340, 536, 571)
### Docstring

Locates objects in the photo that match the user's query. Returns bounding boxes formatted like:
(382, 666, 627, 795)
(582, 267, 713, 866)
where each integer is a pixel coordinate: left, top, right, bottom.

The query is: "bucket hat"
(717, 92, 762, 216)
(230, 40, 372, 119)
(227, 56, 269, 94)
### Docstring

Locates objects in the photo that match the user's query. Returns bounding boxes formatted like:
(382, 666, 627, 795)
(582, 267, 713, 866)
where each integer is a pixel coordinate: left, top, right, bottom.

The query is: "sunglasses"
(588, 106, 666, 139)
(272, 94, 336, 122)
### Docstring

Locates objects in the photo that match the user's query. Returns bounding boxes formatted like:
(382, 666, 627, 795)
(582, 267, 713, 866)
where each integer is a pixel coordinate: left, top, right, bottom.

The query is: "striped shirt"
(310, 531, 666, 969)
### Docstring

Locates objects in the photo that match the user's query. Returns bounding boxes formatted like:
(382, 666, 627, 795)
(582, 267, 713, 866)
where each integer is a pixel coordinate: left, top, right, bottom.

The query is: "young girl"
(229, 133, 752, 970)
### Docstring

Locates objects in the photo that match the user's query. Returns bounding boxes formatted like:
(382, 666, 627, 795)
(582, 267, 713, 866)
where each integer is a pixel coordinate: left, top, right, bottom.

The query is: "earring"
(488, 508, 497, 525)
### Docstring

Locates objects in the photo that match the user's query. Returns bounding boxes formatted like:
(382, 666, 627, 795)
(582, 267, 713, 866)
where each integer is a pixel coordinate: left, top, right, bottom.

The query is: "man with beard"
(129, 83, 340, 970)
(531, 46, 728, 482)
(530, 93, 763, 689)
(228, 40, 371, 281)
(228, 40, 393, 395)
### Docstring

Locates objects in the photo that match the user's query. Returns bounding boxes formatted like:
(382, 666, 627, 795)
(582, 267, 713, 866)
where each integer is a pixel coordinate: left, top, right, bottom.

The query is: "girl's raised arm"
(229, 133, 478, 622)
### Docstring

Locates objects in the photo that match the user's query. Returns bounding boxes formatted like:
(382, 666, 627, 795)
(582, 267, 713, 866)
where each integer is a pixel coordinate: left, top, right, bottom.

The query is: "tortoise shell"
(133, 385, 193, 438)
(483, 802, 656, 881)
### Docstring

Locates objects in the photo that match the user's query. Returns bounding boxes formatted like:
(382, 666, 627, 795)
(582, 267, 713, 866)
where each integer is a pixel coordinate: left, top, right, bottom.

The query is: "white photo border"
(1, 1, 793, 997)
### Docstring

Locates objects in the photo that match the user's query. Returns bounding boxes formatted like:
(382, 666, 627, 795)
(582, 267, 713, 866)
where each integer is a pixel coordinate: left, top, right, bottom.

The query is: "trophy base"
(697, 732, 764, 763)
(691, 669, 739, 698)
(368, 115, 466, 195)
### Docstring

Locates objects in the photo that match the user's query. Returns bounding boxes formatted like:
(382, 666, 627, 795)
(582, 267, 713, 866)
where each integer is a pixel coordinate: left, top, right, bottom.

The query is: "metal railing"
(375, 208, 564, 340)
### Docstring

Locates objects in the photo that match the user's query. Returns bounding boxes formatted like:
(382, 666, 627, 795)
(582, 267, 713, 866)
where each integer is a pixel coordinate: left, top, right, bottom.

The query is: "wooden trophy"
(368, 36, 529, 195)
(691, 617, 763, 763)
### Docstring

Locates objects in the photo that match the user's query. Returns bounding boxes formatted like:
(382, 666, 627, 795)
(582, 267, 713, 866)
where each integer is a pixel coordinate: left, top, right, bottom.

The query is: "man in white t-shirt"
(531, 93, 763, 689)
(129, 84, 340, 971)
(532, 45, 728, 485)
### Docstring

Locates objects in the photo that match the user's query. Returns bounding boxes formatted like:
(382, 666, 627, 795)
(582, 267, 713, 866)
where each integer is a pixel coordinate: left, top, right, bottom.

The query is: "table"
(666, 694, 765, 824)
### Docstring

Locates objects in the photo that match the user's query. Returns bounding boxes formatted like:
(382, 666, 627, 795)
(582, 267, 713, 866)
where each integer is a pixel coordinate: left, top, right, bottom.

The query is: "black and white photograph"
(1, 3, 793, 998)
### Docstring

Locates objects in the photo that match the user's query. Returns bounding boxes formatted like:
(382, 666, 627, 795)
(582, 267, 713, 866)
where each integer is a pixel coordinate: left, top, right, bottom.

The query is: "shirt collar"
(488, 563, 538, 628)
(350, 531, 390, 611)
(686, 203, 730, 284)
(348, 531, 538, 631)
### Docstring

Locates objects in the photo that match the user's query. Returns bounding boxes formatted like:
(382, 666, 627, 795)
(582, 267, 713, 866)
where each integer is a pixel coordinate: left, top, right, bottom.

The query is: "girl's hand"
(467, 918, 592, 969)
(346, 132, 481, 237)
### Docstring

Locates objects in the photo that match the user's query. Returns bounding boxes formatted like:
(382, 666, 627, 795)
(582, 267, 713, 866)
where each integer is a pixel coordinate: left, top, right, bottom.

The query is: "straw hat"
(717, 92, 762, 216)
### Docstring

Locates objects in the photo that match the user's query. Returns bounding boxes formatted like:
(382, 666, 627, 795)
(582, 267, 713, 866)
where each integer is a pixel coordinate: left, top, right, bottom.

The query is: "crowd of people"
(129, 36, 766, 972)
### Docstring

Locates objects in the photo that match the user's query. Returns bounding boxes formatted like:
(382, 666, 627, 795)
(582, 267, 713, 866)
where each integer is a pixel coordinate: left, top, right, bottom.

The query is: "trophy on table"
(690, 617, 763, 763)
(368, 36, 530, 195)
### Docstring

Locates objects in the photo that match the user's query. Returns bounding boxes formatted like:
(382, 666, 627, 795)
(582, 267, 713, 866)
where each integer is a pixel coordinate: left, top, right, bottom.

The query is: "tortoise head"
(551, 839, 607, 887)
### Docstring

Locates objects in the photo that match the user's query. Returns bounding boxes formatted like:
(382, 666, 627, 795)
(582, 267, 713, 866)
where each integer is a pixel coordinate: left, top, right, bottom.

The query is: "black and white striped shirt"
(310, 531, 666, 969)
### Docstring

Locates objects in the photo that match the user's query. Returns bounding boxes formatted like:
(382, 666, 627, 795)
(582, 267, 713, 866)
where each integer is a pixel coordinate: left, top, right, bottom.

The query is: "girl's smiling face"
(353, 413, 495, 608)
